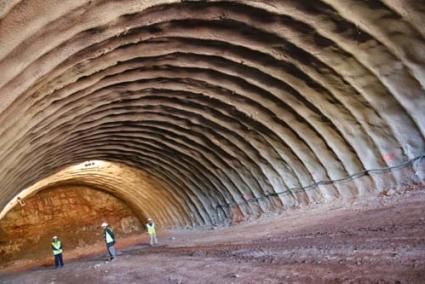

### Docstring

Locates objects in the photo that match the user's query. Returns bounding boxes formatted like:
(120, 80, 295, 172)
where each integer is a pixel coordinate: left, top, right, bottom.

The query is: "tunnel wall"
(226, 155, 425, 223)
(0, 0, 424, 228)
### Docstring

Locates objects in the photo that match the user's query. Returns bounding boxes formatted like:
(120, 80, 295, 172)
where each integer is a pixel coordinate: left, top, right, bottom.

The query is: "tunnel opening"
(0, 184, 143, 269)
(0, 160, 193, 229)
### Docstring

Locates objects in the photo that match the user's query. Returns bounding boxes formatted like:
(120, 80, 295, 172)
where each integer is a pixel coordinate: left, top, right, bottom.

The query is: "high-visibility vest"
(105, 230, 114, 244)
(51, 241, 63, 255)
(147, 223, 156, 235)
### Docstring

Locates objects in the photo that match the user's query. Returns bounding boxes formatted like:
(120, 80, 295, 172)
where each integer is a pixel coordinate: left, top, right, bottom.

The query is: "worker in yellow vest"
(51, 236, 64, 268)
(146, 218, 158, 246)
(101, 222, 116, 261)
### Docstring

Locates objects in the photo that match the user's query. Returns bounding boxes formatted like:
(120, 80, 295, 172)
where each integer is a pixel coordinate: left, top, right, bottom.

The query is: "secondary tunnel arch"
(0, 161, 191, 227)
(0, 181, 148, 266)
(0, 0, 424, 235)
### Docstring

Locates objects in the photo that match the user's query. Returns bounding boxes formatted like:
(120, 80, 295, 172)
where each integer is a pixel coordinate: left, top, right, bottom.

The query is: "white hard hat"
(52, 236, 58, 239)
(101, 222, 108, 227)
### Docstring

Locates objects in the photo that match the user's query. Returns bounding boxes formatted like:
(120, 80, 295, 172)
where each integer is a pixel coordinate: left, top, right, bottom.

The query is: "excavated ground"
(1, 190, 425, 284)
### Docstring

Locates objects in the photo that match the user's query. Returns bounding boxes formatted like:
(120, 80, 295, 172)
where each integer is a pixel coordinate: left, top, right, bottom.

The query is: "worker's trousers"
(54, 253, 64, 268)
(106, 244, 116, 259)
(149, 233, 158, 246)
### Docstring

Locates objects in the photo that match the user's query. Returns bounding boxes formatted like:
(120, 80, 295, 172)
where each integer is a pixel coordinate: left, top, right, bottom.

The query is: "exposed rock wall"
(0, 1, 424, 227)
(0, 185, 142, 266)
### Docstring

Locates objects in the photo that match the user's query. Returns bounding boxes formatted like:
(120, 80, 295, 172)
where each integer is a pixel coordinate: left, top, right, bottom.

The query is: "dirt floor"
(1, 190, 425, 284)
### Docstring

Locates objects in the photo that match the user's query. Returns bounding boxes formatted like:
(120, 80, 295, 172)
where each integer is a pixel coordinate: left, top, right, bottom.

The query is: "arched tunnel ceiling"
(0, 0, 424, 227)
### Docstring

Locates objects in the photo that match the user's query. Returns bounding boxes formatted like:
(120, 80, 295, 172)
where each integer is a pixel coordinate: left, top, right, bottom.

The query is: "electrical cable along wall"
(217, 155, 425, 222)
(0, 0, 424, 227)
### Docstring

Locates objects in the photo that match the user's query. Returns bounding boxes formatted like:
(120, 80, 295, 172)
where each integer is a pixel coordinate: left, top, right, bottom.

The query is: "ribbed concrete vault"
(0, 0, 424, 227)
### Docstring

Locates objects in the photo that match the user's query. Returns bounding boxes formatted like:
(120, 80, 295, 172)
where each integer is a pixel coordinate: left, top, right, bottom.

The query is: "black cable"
(215, 154, 425, 211)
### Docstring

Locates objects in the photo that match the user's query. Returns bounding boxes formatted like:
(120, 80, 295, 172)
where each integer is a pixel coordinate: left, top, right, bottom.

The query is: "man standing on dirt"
(146, 218, 158, 246)
(51, 236, 64, 268)
(101, 222, 116, 261)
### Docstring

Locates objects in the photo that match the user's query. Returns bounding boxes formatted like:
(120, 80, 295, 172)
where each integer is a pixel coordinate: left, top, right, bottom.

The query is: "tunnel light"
(72, 160, 106, 170)
(84, 161, 97, 168)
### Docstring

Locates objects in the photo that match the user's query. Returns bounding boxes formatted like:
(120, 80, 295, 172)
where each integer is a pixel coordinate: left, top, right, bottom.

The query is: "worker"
(51, 236, 64, 268)
(101, 222, 116, 261)
(146, 218, 158, 246)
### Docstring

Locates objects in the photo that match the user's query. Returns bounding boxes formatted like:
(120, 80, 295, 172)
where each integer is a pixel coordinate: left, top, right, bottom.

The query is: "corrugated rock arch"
(0, 0, 424, 227)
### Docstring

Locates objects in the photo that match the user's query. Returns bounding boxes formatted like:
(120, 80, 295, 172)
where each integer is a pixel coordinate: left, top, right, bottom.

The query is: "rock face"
(0, 185, 142, 267)
(0, 1, 424, 230)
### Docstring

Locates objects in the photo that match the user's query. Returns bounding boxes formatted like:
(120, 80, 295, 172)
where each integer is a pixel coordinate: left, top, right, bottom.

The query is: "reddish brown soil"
(1, 191, 425, 284)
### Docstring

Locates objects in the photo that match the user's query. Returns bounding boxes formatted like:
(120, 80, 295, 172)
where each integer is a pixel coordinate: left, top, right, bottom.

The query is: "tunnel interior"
(0, 0, 425, 269)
